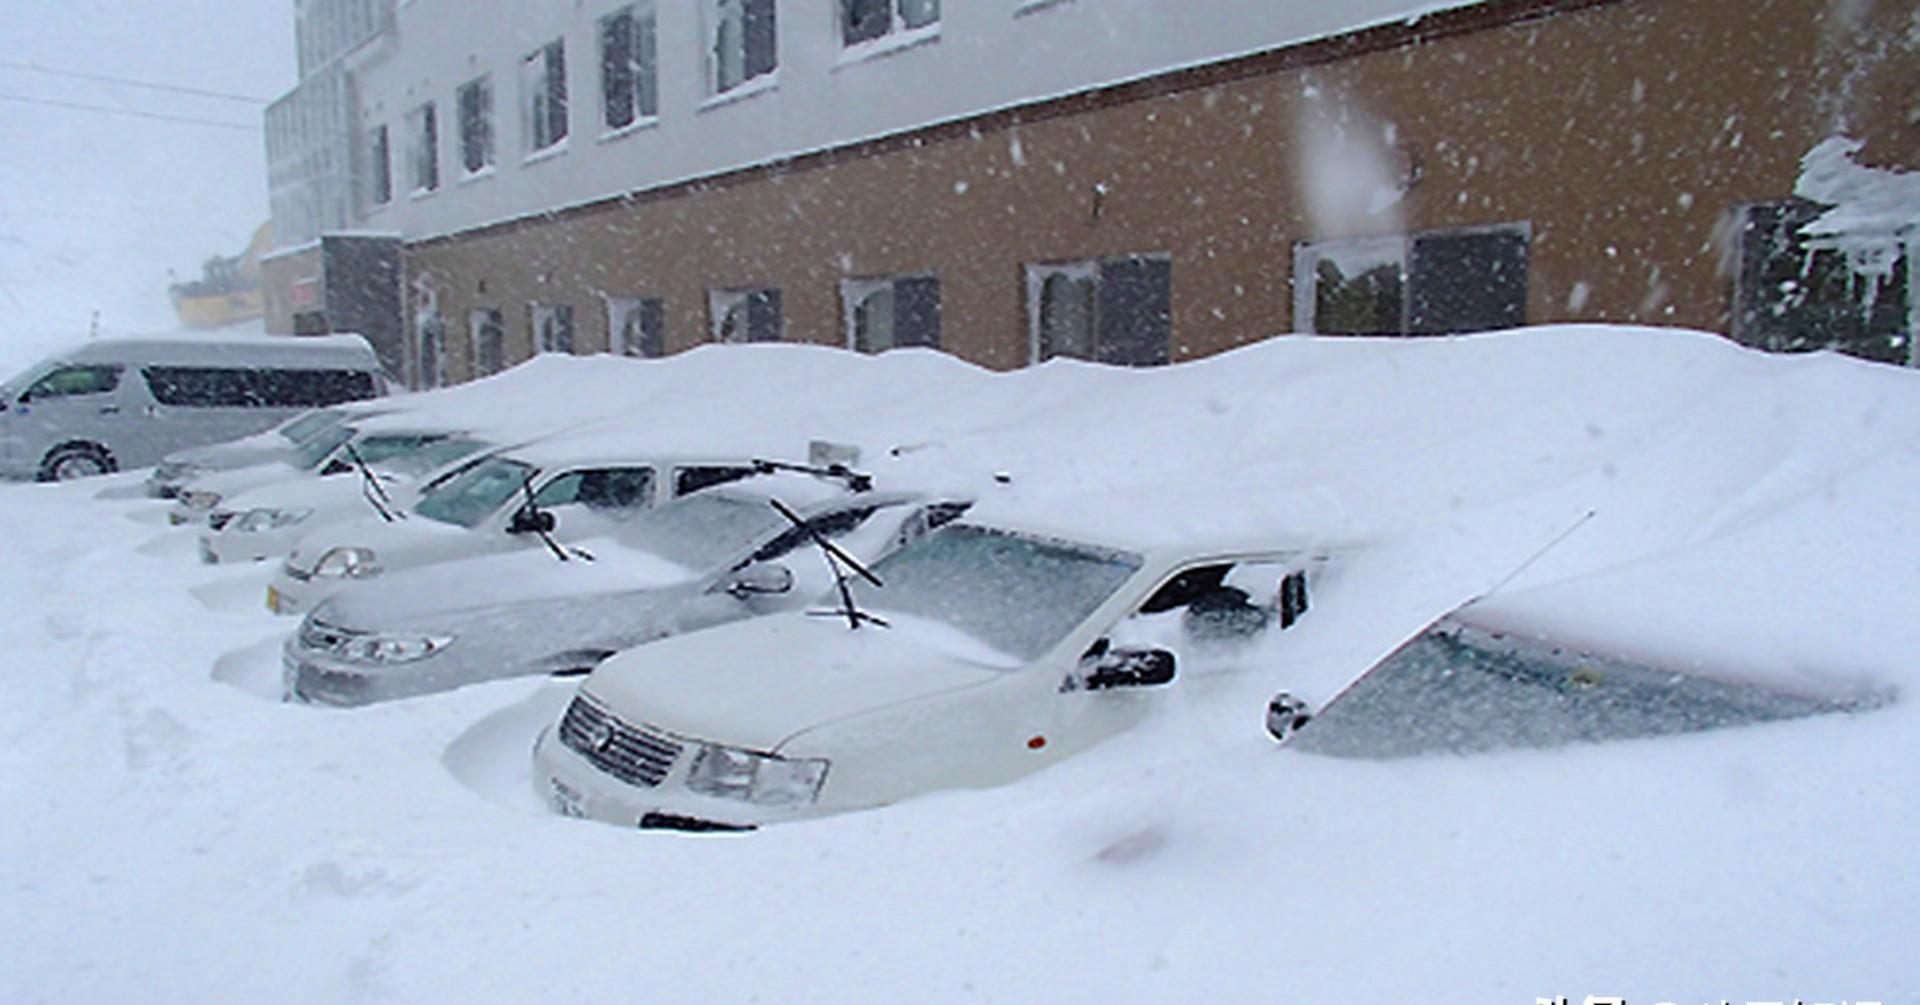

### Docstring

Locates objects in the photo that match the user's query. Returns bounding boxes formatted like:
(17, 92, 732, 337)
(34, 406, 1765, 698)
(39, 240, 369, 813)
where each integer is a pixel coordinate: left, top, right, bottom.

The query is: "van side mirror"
(725, 562, 794, 598)
(1266, 692, 1313, 742)
(1084, 647, 1176, 691)
(508, 507, 557, 535)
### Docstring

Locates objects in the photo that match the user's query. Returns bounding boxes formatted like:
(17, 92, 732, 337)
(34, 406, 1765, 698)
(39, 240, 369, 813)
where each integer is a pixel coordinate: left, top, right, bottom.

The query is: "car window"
(278, 408, 346, 444)
(1284, 617, 1876, 759)
(532, 466, 656, 511)
(413, 455, 537, 527)
(616, 492, 787, 569)
(747, 506, 878, 564)
(673, 464, 757, 496)
(25, 365, 122, 400)
(852, 524, 1144, 662)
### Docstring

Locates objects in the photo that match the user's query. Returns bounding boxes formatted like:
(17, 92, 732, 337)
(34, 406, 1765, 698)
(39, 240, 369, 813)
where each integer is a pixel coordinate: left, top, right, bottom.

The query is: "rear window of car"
(142, 367, 377, 408)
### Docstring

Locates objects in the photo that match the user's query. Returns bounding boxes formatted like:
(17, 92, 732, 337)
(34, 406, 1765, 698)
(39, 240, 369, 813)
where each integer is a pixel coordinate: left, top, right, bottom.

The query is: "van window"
(674, 465, 756, 496)
(25, 365, 123, 400)
(142, 367, 377, 408)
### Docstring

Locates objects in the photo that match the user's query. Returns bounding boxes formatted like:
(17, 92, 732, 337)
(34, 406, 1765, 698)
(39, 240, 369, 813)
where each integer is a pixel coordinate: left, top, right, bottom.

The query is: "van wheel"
(39, 444, 116, 481)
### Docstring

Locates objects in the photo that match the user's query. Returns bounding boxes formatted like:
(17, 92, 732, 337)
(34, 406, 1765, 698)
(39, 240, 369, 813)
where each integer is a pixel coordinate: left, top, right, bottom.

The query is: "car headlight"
(334, 631, 452, 665)
(313, 546, 380, 579)
(237, 507, 313, 533)
(180, 490, 222, 511)
(684, 743, 828, 806)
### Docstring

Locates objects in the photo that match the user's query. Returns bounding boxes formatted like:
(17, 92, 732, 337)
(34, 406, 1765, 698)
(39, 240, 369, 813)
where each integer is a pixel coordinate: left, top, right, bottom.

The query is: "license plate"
(549, 779, 586, 818)
(266, 585, 281, 613)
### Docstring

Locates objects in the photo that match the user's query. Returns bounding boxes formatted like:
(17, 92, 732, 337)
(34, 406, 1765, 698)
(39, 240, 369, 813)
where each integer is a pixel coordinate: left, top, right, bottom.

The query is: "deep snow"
(2, 327, 1916, 1004)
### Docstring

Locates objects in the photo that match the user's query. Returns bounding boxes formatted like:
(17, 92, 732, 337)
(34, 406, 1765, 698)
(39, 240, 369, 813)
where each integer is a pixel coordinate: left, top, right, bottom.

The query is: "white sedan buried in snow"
(281, 477, 967, 705)
(533, 520, 1321, 831)
(145, 404, 381, 499)
(263, 445, 761, 616)
(194, 431, 495, 564)
(168, 422, 457, 527)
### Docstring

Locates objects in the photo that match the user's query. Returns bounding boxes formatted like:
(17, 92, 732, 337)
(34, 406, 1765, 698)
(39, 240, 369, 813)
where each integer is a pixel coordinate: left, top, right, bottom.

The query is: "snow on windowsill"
(457, 165, 497, 187)
(408, 185, 439, 201)
(698, 72, 778, 114)
(597, 116, 660, 145)
(522, 138, 571, 168)
(833, 24, 941, 70)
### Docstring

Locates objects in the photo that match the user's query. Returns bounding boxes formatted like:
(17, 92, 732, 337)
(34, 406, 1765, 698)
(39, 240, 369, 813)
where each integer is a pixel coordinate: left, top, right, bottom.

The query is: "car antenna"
(345, 443, 399, 523)
(518, 475, 594, 563)
(769, 497, 888, 631)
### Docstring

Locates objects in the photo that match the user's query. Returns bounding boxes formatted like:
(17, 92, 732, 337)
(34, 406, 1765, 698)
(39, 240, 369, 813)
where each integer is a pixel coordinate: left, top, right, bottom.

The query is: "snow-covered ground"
(3, 327, 1916, 1004)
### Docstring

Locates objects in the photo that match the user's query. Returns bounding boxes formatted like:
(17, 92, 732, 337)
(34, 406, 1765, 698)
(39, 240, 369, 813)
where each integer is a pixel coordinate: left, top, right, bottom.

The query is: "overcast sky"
(0, 0, 293, 362)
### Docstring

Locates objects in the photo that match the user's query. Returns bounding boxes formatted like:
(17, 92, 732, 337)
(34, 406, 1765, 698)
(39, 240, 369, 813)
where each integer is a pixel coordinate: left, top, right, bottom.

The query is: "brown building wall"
(405, 0, 1919, 382)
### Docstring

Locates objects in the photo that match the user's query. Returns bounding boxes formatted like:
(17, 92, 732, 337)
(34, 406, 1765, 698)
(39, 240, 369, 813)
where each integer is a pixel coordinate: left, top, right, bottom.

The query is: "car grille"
(297, 616, 356, 652)
(290, 662, 370, 705)
(559, 694, 683, 788)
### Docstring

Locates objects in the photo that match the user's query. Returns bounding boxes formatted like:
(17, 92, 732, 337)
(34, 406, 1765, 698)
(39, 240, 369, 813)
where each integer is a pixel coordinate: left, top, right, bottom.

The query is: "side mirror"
(725, 562, 793, 598)
(509, 507, 558, 535)
(1266, 692, 1313, 743)
(320, 458, 351, 476)
(1084, 647, 1176, 691)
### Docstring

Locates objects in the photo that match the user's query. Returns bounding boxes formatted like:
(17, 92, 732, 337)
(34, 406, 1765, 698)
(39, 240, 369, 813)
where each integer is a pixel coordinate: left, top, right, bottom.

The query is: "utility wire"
(0, 92, 258, 131)
(0, 59, 270, 104)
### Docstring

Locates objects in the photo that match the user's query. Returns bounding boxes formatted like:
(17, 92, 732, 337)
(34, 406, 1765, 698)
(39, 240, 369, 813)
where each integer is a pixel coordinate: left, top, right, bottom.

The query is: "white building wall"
(352, 0, 1476, 241)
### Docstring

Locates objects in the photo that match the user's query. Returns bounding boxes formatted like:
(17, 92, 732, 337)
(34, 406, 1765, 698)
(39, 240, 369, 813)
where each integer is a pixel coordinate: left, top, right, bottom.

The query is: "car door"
(13, 364, 128, 468)
(1048, 558, 1313, 755)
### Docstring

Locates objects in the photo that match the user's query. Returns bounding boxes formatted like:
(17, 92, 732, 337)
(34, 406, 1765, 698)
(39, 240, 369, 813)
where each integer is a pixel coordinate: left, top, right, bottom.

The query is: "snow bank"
(2, 325, 1915, 1003)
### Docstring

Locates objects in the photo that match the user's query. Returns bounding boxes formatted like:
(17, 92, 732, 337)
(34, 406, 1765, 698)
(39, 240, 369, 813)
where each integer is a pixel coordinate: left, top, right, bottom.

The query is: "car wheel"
(39, 444, 116, 482)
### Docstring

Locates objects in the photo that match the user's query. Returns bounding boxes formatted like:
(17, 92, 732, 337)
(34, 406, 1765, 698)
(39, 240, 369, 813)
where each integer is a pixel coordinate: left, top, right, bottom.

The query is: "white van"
(0, 334, 386, 481)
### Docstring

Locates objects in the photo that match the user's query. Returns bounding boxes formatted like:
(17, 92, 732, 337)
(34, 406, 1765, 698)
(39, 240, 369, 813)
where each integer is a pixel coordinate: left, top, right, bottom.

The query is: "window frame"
(1024, 254, 1171, 367)
(607, 295, 666, 357)
(406, 101, 439, 194)
(455, 74, 496, 177)
(522, 38, 570, 156)
(1292, 223, 1531, 336)
(837, 0, 940, 57)
(532, 302, 576, 354)
(365, 124, 392, 208)
(841, 275, 941, 353)
(469, 307, 506, 377)
(708, 287, 783, 343)
(599, 4, 660, 136)
(708, 0, 778, 99)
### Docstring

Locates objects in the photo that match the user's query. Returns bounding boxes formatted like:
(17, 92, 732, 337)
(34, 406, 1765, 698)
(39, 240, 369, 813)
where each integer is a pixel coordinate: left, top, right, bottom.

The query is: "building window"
(470, 308, 505, 376)
(416, 311, 446, 388)
(709, 288, 782, 343)
(1025, 255, 1171, 366)
(365, 125, 392, 207)
(600, 5, 659, 132)
(608, 296, 665, 357)
(1293, 225, 1529, 335)
(1733, 200, 1912, 365)
(840, 0, 938, 47)
(533, 302, 575, 353)
(711, 0, 776, 96)
(523, 39, 569, 153)
(407, 102, 438, 193)
(456, 75, 494, 175)
(842, 276, 940, 352)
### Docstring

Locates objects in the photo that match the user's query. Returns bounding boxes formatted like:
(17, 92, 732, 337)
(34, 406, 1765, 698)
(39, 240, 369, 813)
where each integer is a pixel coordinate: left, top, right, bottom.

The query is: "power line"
(0, 92, 258, 131)
(0, 59, 270, 104)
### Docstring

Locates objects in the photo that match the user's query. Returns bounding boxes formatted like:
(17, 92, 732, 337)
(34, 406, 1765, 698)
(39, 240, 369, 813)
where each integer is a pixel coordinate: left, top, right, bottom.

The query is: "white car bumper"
(532, 715, 788, 832)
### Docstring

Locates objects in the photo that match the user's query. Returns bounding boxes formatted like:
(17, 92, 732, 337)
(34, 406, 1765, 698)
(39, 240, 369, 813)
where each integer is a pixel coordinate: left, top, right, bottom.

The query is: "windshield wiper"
(517, 475, 594, 563)
(770, 497, 887, 630)
(751, 458, 873, 493)
(345, 444, 400, 523)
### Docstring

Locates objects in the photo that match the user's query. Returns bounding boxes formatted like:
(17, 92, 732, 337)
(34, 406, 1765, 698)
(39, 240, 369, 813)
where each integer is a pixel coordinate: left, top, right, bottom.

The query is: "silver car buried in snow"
(281, 473, 967, 706)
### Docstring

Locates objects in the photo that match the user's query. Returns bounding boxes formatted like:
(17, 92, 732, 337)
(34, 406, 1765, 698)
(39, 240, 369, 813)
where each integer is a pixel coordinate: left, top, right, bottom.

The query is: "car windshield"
(614, 492, 787, 570)
(277, 408, 346, 446)
(370, 435, 487, 477)
(291, 424, 358, 469)
(851, 523, 1144, 663)
(1285, 617, 1880, 759)
(412, 455, 536, 527)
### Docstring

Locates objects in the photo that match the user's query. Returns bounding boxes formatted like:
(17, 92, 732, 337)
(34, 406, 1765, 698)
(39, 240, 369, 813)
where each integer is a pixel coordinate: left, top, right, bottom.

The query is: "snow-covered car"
(532, 519, 1320, 830)
(166, 420, 456, 526)
(145, 404, 386, 499)
(282, 473, 968, 706)
(192, 430, 496, 562)
(260, 436, 764, 615)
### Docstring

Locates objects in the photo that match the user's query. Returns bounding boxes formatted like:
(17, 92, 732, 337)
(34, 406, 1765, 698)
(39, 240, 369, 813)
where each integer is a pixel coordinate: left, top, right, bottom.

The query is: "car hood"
(319, 542, 699, 627)
(226, 473, 412, 516)
(285, 511, 469, 565)
(583, 612, 1011, 752)
(188, 461, 306, 498)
